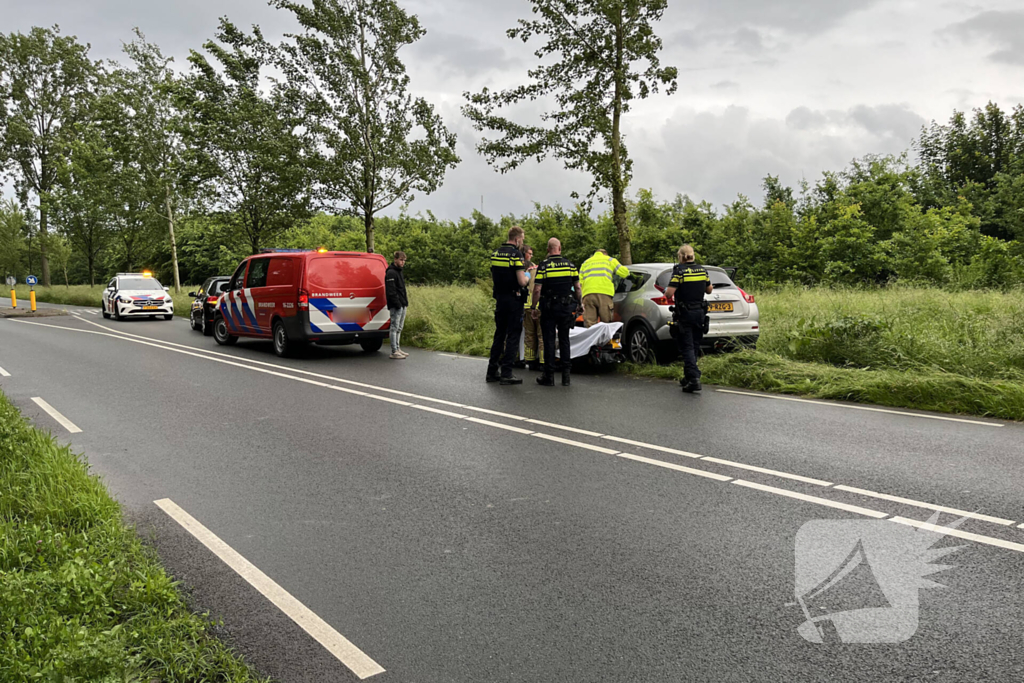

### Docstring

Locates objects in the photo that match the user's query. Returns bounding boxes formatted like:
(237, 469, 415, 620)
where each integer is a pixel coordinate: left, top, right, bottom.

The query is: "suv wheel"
(626, 324, 655, 364)
(190, 313, 201, 331)
(202, 314, 215, 337)
(273, 320, 293, 357)
(214, 316, 238, 346)
(102, 303, 110, 320)
(359, 338, 383, 353)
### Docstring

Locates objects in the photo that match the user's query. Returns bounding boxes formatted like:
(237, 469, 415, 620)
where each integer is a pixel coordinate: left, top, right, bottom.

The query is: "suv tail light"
(298, 290, 309, 310)
(651, 296, 674, 306)
(738, 287, 755, 304)
(653, 283, 665, 293)
(206, 296, 219, 304)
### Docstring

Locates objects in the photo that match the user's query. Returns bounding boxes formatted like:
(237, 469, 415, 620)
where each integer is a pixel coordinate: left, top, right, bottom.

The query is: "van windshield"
(307, 256, 385, 292)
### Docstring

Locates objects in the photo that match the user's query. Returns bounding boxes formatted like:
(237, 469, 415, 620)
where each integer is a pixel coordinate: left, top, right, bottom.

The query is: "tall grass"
(0, 391, 267, 681)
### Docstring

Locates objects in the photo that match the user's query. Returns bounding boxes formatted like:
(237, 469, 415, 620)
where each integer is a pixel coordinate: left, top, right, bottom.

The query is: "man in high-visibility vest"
(579, 249, 629, 327)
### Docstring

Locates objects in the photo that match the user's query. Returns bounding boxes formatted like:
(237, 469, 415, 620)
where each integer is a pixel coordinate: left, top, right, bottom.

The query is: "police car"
(101, 272, 174, 321)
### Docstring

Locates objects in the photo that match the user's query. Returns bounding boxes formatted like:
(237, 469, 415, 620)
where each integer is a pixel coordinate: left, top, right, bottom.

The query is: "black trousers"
(540, 300, 574, 377)
(488, 296, 524, 378)
(675, 307, 705, 383)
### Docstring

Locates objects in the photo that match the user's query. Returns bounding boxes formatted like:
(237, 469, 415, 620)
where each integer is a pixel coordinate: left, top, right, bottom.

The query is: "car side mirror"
(163, 286, 170, 292)
(188, 291, 197, 297)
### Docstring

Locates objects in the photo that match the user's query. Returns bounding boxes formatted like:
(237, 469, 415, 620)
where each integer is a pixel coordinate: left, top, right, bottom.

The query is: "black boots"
(536, 375, 555, 386)
(562, 372, 571, 387)
(681, 380, 702, 393)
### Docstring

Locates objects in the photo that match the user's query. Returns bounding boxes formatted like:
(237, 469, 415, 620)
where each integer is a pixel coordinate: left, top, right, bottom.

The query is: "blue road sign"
(26, 275, 38, 286)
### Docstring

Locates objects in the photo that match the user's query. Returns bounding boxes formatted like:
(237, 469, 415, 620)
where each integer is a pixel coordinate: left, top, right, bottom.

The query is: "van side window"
(267, 258, 295, 287)
(229, 262, 248, 290)
(246, 259, 269, 288)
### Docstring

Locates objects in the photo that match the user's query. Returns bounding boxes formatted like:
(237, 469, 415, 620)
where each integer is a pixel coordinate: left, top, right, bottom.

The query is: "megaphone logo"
(793, 513, 964, 643)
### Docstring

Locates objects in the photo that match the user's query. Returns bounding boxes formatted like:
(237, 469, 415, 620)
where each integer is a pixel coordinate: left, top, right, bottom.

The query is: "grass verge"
(626, 352, 1024, 421)
(0, 390, 268, 681)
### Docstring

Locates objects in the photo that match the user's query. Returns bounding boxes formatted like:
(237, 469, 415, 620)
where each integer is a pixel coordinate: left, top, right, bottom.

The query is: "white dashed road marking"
(0, 365, 10, 377)
(155, 499, 385, 679)
(30, 396, 82, 433)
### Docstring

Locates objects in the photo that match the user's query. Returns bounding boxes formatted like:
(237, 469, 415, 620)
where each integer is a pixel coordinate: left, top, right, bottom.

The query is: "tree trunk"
(365, 212, 375, 254)
(166, 187, 181, 293)
(39, 203, 51, 286)
(610, 9, 631, 266)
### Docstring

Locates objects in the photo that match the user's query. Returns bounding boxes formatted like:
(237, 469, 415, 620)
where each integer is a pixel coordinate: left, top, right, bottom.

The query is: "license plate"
(708, 302, 734, 312)
(143, 306, 159, 310)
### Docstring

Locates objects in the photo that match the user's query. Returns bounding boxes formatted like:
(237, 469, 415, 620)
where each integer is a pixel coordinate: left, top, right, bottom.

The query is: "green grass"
(11, 284, 194, 318)
(403, 283, 1024, 421)
(0, 390, 268, 681)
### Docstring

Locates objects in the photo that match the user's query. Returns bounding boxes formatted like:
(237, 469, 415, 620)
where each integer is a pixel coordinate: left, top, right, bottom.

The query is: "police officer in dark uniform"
(487, 226, 536, 385)
(665, 244, 713, 393)
(530, 237, 582, 387)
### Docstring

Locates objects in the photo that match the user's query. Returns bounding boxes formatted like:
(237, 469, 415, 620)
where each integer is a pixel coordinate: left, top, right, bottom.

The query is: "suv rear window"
(709, 271, 734, 288)
(307, 256, 385, 290)
(655, 269, 674, 291)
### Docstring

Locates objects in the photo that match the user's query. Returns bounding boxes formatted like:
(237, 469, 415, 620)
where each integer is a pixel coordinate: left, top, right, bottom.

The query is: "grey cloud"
(639, 104, 922, 209)
(732, 27, 765, 55)
(411, 31, 516, 77)
(710, 80, 740, 90)
(943, 10, 1024, 66)
(786, 106, 829, 131)
(848, 104, 926, 141)
(686, 0, 881, 34)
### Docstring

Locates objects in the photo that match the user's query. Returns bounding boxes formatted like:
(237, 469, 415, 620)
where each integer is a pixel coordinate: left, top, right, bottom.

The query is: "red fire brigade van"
(213, 249, 391, 357)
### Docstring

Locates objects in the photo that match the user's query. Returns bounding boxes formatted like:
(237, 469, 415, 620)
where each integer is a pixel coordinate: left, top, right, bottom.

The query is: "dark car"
(189, 276, 230, 336)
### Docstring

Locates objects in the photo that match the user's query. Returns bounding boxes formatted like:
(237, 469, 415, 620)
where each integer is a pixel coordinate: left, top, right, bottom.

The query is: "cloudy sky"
(3, 0, 1023, 219)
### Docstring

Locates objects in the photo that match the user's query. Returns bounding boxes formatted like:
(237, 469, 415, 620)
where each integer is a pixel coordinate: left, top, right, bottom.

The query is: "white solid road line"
(716, 389, 1004, 427)
(16, 318, 1024, 539)
(525, 418, 604, 438)
(412, 404, 467, 419)
(703, 457, 833, 487)
(154, 499, 385, 679)
(601, 435, 702, 459)
(532, 432, 620, 455)
(834, 485, 1016, 526)
(465, 417, 536, 435)
(0, 365, 10, 377)
(733, 480, 890, 519)
(891, 517, 1024, 553)
(30, 397, 83, 434)
(618, 452, 733, 482)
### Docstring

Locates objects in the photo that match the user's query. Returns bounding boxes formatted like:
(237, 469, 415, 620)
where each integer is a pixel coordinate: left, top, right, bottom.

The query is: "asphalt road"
(2, 301, 1023, 682)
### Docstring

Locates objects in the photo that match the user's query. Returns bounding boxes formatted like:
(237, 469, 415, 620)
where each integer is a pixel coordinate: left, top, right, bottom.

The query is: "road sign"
(26, 275, 38, 286)
(5, 276, 14, 288)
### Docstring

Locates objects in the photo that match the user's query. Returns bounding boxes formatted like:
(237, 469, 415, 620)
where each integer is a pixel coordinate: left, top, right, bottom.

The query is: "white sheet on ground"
(520, 321, 623, 359)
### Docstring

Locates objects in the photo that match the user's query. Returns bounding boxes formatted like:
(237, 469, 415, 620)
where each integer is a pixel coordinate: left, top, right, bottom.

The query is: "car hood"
(117, 289, 169, 299)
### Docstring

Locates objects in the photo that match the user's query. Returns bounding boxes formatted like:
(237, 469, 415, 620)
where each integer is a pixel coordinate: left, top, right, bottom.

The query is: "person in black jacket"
(385, 251, 409, 359)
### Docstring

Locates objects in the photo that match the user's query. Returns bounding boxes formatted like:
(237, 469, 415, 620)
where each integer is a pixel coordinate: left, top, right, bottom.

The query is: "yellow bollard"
(30, 289, 36, 312)
(9, 289, 15, 309)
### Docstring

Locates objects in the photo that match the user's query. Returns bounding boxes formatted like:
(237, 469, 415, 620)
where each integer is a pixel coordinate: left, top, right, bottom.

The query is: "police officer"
(520, 245, 544, 370)
(530, 237, 582, 387)
(665, 244, 713, 393)
(487, 226, 536, 385)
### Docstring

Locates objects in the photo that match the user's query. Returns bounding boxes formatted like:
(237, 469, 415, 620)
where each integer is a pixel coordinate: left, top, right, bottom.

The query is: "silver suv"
(612, 264, 760, 364)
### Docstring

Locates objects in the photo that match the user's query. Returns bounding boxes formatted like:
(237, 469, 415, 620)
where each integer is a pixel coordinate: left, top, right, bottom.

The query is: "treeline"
(1, 9, 1022, 290)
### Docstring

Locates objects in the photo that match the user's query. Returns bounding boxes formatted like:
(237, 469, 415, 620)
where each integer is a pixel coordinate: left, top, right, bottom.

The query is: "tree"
(45, 233, 72, 287)
(179, 20, 313, 255)
(0, 26, 97, 286)
(463, 0, 677, 265)
(270, 0, 459, 254)
(106, 30, 193, 292)
(0, 199, 27, 278)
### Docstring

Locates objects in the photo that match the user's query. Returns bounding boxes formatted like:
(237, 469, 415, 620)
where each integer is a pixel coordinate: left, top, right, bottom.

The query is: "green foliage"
(270, 0, 459, 254)
(0, 25, 98, 287)
(463, 0, 677, 264)
(0, 390, 267, 681)
(0, 199, 27, 278)
(179, 19, 313, 255)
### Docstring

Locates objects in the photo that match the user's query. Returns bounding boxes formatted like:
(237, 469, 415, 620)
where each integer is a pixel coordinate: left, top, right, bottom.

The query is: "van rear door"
(303, 255, 389, 334)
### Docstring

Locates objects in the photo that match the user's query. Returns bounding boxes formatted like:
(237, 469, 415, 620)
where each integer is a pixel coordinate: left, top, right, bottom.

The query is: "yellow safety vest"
(579, 252, 629, 298)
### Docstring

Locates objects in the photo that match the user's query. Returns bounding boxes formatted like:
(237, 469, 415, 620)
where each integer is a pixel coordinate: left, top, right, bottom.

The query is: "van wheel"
(626, 324, 655, 364)
(163, 314, 173, 321)
(273, 320, 295, 357)
(214, 317, 238, 346)
(359, 339, 383, 353)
